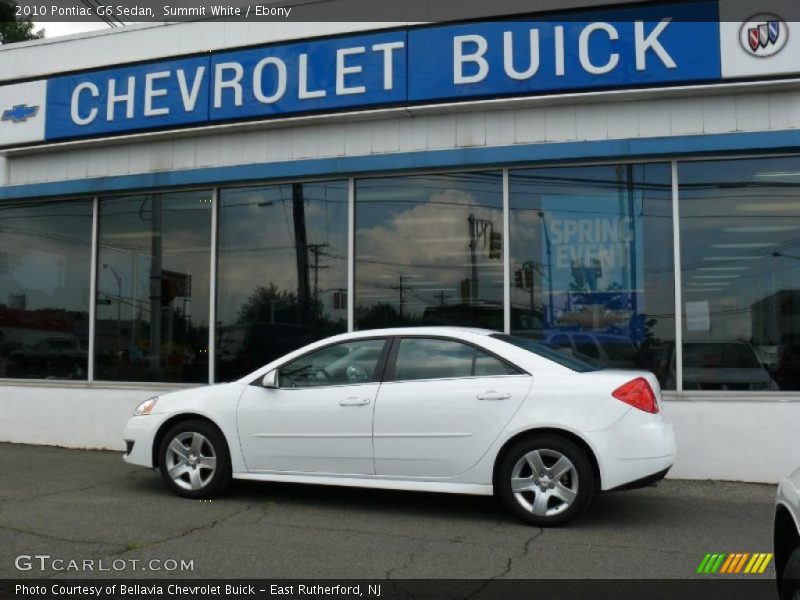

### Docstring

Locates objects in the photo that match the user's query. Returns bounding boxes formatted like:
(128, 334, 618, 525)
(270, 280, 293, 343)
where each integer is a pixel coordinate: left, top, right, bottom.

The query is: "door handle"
(477, 390, 511, 401)
(339, 397, 371, 406)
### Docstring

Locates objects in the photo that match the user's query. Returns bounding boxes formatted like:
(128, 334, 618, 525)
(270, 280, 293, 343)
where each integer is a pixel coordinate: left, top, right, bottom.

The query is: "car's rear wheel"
(497, 435, 593, 526)
(781, 547, 800, 600)
(158, 420, 231, 498)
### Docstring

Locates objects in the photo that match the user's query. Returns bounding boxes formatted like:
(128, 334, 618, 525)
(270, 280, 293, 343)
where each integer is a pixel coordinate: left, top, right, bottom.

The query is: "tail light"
(612, 377, 659, 414)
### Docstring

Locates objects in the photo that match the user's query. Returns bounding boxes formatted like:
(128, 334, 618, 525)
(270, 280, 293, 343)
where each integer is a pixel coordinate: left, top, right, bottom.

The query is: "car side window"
(474, 351, 519, 376)
(394, 338, 520, 382)
(278, 339, 385, 388)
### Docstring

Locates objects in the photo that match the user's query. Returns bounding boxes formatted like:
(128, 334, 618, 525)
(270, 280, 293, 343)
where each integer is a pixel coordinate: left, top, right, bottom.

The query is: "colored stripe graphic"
(734, 553, 750, 573)
(697, 553, 772, 574)
(697, 554, 712, 573)
(700, 554, 727, 573)
(719, 554, 736, 573)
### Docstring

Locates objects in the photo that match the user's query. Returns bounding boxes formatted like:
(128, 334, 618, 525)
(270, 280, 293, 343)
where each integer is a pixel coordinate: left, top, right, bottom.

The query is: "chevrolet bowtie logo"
(1, 104, 39, 123)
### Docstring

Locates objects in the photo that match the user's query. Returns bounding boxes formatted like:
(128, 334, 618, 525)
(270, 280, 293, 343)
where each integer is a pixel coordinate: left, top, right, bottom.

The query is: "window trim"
(259, 336, 392, 390)
(383, 335, 528, 384)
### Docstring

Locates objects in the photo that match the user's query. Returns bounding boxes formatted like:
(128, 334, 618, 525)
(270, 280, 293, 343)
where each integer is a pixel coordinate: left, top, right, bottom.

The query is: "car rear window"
(491, 334, 600, 373)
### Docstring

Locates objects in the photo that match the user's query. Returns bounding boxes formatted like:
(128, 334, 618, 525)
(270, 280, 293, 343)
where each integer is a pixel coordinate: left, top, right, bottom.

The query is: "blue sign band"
(44, 1, 721, 142)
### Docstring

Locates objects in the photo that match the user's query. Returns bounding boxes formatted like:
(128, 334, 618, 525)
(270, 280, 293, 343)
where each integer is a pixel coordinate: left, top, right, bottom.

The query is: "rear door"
(372, 337, 533, 478)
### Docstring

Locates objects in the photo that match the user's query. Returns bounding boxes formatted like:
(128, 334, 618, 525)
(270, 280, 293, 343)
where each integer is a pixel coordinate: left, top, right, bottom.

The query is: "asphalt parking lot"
(0, 443, 778, 580)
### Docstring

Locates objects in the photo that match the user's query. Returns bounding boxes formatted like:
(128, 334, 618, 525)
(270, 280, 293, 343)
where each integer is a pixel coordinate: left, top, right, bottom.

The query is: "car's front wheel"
(158, 420, 232, 498)
(497, 435, 593, 526)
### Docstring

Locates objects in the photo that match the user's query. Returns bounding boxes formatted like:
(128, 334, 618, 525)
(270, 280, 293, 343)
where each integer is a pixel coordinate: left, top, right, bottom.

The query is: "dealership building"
(1, 0, 799, 482)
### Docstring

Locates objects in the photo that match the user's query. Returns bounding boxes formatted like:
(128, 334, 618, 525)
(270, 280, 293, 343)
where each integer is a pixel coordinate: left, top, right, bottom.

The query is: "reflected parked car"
(775, 466, 800, 599)
(123, 327, 676, 526)
(8, 336, 86, 378)
(545, 331, 639, 369)
(659, 340, 778, 391)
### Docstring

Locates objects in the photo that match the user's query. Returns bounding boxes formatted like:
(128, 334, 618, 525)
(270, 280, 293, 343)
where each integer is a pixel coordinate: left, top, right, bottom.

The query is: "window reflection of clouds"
(216, 181, 348, 382)
(355, 172, 504, 329)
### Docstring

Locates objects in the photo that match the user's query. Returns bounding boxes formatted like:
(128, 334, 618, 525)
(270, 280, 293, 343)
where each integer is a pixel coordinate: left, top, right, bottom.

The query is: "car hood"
(148, 382, 246, 415)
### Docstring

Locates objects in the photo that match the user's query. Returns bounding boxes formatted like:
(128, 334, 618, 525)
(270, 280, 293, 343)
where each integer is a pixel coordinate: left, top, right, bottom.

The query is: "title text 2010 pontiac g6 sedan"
(123, 327, 676, 526)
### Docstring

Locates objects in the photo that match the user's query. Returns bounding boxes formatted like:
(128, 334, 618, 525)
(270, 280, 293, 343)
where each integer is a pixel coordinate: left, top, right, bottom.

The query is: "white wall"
(0, 383, 797, 483)
(663, 401, 800, 483)
(0, 385, 171, 450)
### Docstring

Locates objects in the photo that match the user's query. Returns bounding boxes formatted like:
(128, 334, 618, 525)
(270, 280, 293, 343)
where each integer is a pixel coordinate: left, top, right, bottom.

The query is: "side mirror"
(261, 370, 278, 389)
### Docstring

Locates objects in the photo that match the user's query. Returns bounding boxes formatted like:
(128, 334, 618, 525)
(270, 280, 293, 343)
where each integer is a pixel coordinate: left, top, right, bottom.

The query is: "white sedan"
(123, 327, 676, 526)
(776, 467, 800, 598)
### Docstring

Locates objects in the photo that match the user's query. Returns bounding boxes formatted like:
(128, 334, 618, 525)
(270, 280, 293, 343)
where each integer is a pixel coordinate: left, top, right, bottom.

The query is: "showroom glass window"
(355, 172, 504, 329)
(679, 156, 800, 392)
(96, 191, 212, 382)
(216, 181, 348, 382)
(0, 198, 92, 380)
(509, 164, 675, 384)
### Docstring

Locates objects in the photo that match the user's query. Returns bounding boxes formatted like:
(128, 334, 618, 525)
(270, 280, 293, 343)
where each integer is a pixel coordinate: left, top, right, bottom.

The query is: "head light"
(133, 397, 159, 416)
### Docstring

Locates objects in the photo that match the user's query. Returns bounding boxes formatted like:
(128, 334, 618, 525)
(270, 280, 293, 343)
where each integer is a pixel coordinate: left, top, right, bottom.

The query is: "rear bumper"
(607, 466, 671, 491)
(586, 408, 677, 491)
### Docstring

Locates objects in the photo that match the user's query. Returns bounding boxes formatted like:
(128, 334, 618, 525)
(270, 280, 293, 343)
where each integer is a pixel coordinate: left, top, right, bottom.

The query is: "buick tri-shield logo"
(739, 14, 788, 57)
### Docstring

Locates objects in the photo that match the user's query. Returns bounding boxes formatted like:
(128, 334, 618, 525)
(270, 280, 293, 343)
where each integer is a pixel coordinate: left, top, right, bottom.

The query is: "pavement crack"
(107, 504, 259, 557)
(385, 540, 425, 580)
(263, 520, 470, 545)
(5, 471, 145, 503)
(496, 528, 544, 578)
(461, 528, 544, 599)
(0, 523, 127, 552)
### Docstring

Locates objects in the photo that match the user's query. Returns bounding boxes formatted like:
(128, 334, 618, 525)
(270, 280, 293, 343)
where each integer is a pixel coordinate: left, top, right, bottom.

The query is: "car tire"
(497, 434, 593, 527)
(780, 546, 800, 600)
(158, 419, 232, 499)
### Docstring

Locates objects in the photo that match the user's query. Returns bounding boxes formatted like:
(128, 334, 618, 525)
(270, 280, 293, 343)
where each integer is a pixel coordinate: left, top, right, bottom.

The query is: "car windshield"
(490, 334, 600, 373)
(683, 343, 761, 369)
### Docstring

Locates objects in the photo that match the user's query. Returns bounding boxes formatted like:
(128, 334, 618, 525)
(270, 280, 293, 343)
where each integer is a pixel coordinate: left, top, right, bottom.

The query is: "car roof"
(344, 326, 497, 338)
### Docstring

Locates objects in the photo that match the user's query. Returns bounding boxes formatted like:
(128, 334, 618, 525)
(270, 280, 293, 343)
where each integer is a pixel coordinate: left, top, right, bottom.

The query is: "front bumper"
(122, 415, 159, 468)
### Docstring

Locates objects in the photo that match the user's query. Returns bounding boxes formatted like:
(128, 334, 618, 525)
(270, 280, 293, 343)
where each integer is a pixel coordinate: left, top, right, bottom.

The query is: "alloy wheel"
(164, 432, 217, 491)
(510, 449, 579, 517)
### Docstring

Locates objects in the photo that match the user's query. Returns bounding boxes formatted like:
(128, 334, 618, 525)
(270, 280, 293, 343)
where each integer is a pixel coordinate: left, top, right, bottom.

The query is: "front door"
(237, 337, 388, 475)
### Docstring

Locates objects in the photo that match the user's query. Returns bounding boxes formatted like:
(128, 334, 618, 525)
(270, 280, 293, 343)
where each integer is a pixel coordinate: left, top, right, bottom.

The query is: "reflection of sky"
(96, 191, 212, 325)
(0, 200, 93, 313)
(217, 181, 348, 326)
(355, 173, 504, 318)
(679, 157, 800, 343)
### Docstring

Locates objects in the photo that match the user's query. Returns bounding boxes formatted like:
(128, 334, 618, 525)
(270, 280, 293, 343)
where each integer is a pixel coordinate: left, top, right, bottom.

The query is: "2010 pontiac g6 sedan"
(123, 327, 676, 526)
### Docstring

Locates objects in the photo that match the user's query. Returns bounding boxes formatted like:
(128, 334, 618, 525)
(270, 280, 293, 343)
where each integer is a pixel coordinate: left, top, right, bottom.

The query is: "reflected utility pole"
(149, 195, 162, 372)
(391, 275, 409, 320)
(468, 214, 497, 302)
(307, 243, 330, 311)
(537, 210, 554, 327)
(103, 264, 122, 352)
(292, 183, 312, 325)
